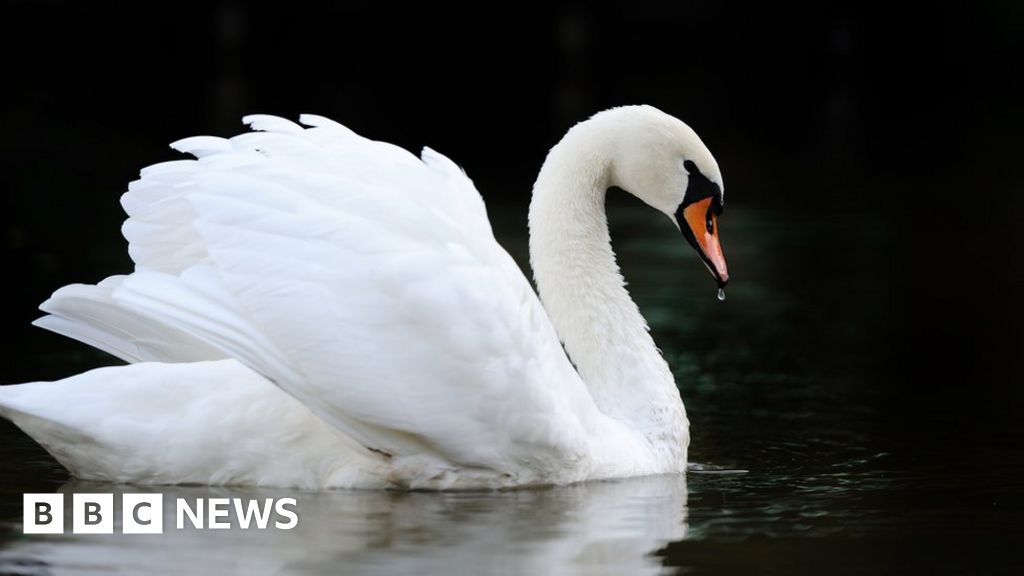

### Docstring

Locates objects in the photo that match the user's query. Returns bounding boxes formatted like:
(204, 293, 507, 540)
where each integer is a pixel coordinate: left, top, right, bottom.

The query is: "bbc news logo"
(23, 493, 298, 534)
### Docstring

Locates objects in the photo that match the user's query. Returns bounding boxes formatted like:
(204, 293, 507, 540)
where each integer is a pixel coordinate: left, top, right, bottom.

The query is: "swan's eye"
(681, 159, 724, 230)
(705, 197, 723, 233)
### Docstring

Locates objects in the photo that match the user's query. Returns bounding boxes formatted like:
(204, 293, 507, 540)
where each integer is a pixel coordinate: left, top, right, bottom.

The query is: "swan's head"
(603, 105, 729, 288)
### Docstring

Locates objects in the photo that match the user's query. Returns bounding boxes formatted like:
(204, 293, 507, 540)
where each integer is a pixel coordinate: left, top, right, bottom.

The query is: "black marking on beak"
(675, 160, 728, 288)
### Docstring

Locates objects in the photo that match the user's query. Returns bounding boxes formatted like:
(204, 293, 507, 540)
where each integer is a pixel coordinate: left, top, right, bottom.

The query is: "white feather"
(0, 360, 383, 489)
(169, 135, 231, 157)
(241, 114, 304, 134)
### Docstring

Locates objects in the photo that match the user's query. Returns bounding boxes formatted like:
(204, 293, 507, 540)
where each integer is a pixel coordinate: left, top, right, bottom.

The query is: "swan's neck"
(528, 122, 685, 432)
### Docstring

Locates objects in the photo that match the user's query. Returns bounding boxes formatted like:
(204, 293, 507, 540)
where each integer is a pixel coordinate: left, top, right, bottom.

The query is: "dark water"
(0, 202, 1021, 575)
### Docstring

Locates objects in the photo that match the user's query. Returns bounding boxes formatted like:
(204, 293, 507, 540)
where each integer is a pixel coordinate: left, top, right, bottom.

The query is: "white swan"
(0, 105, 728, 490)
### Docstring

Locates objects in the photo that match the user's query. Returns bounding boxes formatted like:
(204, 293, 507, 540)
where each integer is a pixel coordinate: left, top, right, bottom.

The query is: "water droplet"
(717, 288, 726, 301)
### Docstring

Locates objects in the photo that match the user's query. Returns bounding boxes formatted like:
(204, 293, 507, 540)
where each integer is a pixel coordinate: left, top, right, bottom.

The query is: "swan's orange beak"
(680, 197, 729, 288)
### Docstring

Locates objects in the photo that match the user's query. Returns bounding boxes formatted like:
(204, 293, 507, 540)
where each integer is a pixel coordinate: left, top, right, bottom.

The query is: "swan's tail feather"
(0, 382, 37, 421)
(0, 380, 112, 479)
(0, 382, 92, 440)
(0, 362, 383, 488)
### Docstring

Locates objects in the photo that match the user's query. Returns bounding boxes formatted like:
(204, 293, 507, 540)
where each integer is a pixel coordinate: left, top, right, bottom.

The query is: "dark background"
(0, 0, 1020, 481)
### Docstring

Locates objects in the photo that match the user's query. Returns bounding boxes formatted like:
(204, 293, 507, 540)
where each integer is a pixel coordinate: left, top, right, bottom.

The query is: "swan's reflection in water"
(1, 475, 687, 575)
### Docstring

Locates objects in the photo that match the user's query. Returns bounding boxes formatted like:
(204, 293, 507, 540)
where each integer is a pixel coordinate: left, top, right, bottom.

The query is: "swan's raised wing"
(36, 115, 600, 483)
